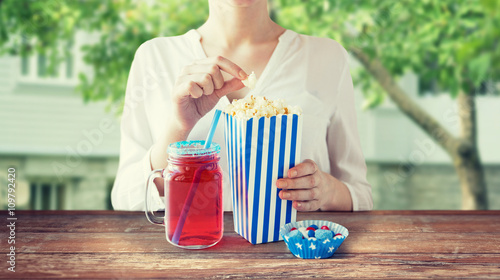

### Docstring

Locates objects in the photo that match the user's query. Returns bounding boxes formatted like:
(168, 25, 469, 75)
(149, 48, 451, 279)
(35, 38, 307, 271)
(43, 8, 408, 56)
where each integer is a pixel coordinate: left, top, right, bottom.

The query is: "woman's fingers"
(293, 200, 321, 212)
(179, 55, 246, 96)
(214, 77, 245, 98)
(279, 186, 320, 201)
(197, 73, 215, 96)
(276, 159, 324, 212)
(277, 174, 319, 190)
(170, 56, 246, 132)
(209, 64, 225, 90)
(177, 75, 244, 100)
(287, 159, 318, 178)
(195, 56, 247, 79)
(182, 63, 225, 90)
(177, 74, 215, 98)
(181, 80, 203, 99)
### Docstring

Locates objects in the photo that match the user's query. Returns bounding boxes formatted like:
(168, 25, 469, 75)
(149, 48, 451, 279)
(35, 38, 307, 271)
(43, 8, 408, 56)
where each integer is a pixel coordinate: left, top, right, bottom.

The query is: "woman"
(111, 0, 373, 212)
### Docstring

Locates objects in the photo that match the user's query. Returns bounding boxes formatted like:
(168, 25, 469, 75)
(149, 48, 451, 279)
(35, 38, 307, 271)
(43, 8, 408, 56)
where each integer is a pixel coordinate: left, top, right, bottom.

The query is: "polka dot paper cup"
(280, 220, 349, 259)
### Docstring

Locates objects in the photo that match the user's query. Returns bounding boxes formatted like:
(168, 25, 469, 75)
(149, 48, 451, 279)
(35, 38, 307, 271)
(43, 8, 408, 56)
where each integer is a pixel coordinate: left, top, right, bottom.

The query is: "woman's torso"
(139, 29, 347, 210)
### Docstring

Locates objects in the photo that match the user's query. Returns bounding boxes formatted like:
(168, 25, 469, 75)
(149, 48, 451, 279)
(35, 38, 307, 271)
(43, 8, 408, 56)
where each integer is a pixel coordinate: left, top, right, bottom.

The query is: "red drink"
(164, 142, 223, 249)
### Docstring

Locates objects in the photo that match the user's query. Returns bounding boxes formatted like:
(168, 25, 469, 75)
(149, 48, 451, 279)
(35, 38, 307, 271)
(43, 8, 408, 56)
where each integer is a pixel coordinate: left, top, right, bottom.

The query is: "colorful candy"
(287, 224, 343, 241)
(286, 229, 303, 240)
(315, 229, 333, 240)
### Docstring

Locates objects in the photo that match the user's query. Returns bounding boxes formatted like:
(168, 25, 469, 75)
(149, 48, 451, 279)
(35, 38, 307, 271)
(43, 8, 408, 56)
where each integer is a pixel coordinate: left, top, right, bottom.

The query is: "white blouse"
(111, 29, 373, 212)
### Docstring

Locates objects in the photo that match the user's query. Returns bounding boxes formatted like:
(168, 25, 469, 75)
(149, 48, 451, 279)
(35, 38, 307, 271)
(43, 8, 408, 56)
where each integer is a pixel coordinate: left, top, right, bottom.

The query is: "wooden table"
(1, 210, 500, 279)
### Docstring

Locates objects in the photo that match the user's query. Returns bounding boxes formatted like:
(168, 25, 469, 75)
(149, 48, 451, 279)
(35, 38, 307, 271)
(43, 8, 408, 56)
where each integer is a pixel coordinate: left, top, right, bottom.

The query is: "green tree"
(0, 0, 208, 109)
(1, 0, 497, 209)
(273, 0, 499, 209)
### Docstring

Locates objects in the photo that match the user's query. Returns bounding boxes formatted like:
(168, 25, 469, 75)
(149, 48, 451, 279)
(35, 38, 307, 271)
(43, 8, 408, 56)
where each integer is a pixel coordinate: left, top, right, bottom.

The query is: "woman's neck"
(197, 0, 283, 48)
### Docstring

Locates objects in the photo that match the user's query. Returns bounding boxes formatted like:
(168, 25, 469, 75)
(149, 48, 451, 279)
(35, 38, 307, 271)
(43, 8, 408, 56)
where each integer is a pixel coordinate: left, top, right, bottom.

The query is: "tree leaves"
(468, 53, 491, 89)
(0, 0, 208, 113)
(274, 0, 499, 99)
(0, 0, 497, 110)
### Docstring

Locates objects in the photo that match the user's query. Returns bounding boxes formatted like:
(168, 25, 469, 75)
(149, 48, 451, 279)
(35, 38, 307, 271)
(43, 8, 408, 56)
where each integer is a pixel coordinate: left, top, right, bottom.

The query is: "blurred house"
(0, 32, 120, 210)
(0, 33, 499, 210)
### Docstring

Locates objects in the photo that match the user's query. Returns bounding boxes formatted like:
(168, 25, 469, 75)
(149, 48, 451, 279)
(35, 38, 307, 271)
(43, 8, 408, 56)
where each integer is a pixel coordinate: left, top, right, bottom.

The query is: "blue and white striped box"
(224, 113, 303, 244)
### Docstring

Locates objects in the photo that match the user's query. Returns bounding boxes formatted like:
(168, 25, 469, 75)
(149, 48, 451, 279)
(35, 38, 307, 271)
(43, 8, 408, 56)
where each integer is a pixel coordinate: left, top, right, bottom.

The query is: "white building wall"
(354, 73, 500, 165)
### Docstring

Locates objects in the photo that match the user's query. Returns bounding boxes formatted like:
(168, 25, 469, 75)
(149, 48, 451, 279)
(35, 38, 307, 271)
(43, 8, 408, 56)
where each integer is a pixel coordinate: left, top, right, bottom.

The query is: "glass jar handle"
(145, 169, 164, 225)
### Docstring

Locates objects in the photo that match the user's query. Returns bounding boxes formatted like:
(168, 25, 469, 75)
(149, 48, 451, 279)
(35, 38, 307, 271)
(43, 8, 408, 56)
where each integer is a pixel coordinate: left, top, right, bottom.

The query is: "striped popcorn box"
(224, 113, 303, 244)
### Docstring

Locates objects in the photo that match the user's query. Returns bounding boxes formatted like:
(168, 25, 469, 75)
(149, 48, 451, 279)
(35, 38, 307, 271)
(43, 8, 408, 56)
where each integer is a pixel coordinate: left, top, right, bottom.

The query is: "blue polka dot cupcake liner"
(280, 220, 349, 259)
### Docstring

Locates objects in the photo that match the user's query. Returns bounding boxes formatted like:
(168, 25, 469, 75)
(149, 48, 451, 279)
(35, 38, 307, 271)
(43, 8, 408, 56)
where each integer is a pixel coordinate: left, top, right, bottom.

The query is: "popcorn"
(241, 71, 257, 89)
(224, 95, 302, 120)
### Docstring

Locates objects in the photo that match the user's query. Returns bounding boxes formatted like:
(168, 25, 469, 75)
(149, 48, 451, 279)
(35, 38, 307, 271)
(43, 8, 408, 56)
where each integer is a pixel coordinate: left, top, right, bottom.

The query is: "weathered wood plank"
(8, 211, 500, 233)
(4, 253, 500, 279)
(2, 211, 500, 279)
(10, 210, 500, 216)
(4, 231, 499, 254)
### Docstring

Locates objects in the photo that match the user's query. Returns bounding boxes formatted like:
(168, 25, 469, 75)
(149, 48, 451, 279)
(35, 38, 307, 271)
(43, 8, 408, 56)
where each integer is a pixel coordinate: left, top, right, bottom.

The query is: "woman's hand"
(171, 56, 247, 132)
(151, 56, 245, 171)
(277, 159, 353, 211)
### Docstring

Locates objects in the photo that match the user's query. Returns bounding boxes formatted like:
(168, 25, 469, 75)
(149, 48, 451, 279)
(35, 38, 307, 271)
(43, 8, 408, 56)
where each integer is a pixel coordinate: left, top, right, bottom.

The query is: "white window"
(19, 39, 78, 86)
